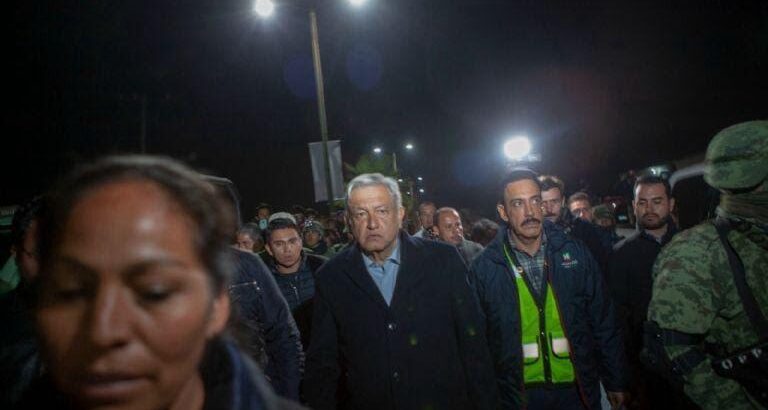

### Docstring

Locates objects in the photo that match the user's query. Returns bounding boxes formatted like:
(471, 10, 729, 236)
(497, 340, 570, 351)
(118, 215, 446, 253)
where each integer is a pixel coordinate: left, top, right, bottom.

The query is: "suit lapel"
(390, 232, 425, 310)
(341, 245, 389, 310)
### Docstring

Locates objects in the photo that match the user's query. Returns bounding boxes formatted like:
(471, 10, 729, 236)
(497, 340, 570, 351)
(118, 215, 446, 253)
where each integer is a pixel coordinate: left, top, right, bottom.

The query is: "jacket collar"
(484, 220, 572, 264)
(638, 221, 678, 246)
(339, 230, 424, 311)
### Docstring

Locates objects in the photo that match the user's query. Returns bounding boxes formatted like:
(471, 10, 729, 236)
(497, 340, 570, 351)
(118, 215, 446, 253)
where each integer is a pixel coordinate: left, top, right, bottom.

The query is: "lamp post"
(255, 0, 369, 207)
(308, 10, 334, 208)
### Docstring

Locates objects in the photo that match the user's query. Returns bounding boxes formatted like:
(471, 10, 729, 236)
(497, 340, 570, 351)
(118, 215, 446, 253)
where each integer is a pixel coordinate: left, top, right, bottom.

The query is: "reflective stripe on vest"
(503, 244, 576, 385)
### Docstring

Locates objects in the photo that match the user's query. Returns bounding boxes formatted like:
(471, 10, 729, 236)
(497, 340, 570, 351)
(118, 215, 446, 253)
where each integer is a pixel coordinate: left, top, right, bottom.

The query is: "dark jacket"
(471, 221, 628, 409)
(267, 253, 326, 349)
(558, 212, 614, 273)
(607, 225, 677, 357)
(15, 338, 304, 410)
(0, 287, 41, 408)
(304, 231, 499, 410)
(230, 249, 303, 401)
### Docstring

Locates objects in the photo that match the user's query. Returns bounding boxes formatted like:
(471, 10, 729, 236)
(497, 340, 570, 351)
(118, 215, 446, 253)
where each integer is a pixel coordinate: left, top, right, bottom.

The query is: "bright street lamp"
(404, 143, 414, 150)
(417, 176, 423, 181)
(503, 136, 532, 160)
(255, 0, 368, 207)
(253, 0, 275, 18)
(373, 146, 382, 154)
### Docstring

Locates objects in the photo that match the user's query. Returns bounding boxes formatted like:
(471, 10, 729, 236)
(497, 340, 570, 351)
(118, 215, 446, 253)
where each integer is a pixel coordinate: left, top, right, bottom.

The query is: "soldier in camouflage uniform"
(644, 120, 768, 409)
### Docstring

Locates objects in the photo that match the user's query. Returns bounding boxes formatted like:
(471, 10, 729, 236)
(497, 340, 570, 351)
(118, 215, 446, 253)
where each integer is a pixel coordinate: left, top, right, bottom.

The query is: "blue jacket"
(471, 221, 628, 409)
(230, 249, 303, 401)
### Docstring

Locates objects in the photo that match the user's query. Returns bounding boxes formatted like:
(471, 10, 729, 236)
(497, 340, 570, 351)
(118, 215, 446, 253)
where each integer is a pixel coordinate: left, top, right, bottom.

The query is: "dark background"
(4, 0, 767, 219)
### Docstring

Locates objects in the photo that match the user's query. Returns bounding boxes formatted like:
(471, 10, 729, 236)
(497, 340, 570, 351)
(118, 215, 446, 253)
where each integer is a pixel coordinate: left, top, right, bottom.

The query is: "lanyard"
(502, 242, 526, 277)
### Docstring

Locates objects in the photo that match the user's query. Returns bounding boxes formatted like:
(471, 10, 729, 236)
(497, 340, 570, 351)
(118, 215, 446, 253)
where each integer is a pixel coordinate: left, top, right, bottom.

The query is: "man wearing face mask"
(255, 203, 272, 230)
(643, 120, 768, 410)
(607, 175, 688, 409)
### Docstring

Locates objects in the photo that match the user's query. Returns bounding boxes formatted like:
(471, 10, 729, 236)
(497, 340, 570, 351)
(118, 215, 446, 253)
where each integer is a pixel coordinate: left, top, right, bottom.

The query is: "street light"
(255, 1, 367, 207)
(372, 146, 383, 154)
(417, 176, 423, 181)
(405, 143, 414, 150)
(503, 136, 532, 160)
(253, 0, 275, 18)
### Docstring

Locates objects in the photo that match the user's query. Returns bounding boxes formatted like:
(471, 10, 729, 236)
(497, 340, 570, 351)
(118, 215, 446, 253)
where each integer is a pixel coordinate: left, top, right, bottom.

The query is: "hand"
(607, 391, 628, 409)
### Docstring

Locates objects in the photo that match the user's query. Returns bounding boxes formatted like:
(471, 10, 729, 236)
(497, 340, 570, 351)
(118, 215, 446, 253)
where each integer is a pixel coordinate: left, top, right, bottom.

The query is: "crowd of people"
(0, 120, 765, 410)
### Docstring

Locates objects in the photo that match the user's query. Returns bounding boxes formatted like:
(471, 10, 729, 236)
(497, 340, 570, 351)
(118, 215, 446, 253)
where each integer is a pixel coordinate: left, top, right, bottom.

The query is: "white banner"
(308, 140, 345, 202)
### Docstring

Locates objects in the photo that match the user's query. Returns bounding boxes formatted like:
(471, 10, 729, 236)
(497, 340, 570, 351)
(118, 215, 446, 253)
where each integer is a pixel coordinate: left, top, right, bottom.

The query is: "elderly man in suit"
(304, 173, 499, 410)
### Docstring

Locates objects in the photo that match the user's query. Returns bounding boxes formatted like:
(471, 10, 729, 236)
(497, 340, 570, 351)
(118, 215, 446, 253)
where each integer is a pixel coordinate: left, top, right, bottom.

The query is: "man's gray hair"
(346, 173, 403, 210)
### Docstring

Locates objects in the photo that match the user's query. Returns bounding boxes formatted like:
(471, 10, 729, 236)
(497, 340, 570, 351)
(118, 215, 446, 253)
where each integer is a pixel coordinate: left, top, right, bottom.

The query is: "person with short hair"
(567, 191, 594, 222)
(413, 201, 437, 238)
(236, 222, 265, 254)
(263, 217, 326, 350)
(607, 175, 689, 409)
(433, 207, 484, 264)
(254, 203, 272, 230)
(305, 173, 499, 410)
(470, 218, 500, 248)
(473, 168, 629, 409)
(539, 175, 613, 273)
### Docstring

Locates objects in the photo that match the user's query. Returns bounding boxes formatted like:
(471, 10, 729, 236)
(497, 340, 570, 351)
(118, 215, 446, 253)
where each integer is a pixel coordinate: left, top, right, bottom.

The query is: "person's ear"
(496, 204, 509, 223)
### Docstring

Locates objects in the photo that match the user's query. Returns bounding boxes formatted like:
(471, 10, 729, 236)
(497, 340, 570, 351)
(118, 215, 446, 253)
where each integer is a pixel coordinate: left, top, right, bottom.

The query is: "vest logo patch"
(560, 252, 578, 269)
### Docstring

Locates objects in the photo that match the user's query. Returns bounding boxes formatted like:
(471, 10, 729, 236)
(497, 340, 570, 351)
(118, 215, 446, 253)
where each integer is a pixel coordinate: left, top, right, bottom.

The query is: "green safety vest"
(503, 244, 576, 386)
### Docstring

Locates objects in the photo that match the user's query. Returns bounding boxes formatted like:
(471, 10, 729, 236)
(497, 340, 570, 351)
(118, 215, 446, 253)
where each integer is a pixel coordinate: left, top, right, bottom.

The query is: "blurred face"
(569, 199, 593, 221)
(235, 233, 255, 252)
(541, 188, 564, 223)
(497, 179, 543, 242)
(634, 183, 674, 231)
(595, 217, 615, 229)
(36, 181, 229, 410)
(436, 210, 464, 246)
(303, 230, 322, 248)
(347, 185, 405, 261)
(256, 208, 270, 221)
(266, 228, 302, 272)
(418, 204, 436, 229)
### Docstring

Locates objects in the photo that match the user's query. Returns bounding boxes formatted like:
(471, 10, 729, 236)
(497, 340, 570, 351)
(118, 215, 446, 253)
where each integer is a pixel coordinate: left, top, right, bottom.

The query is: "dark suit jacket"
(304, 231, 499, 410)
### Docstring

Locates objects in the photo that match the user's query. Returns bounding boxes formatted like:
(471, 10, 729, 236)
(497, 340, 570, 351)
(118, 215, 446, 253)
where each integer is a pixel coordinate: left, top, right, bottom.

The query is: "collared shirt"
(361, 239, 401, 305)
(508, 229, 548, 297)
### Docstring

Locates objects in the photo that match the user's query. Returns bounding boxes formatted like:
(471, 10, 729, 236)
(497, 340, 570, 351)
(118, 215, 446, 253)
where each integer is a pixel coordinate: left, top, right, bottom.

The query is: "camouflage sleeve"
(648, 233, 753, 410)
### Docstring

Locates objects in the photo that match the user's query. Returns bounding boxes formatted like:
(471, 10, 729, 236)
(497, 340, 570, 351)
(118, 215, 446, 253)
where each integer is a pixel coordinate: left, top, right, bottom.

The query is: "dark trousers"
(527, 386, 585, 410)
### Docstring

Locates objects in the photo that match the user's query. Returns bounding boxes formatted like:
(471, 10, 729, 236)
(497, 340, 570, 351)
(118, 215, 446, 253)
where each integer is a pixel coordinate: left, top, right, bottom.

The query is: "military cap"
(592, 204, 615, 221)
(704, 120, 768, 190)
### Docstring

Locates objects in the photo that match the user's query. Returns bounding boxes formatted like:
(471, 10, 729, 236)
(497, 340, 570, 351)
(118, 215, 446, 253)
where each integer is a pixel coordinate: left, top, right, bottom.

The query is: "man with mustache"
(607, 175, 691, 409)
(472, 168, 628, 410)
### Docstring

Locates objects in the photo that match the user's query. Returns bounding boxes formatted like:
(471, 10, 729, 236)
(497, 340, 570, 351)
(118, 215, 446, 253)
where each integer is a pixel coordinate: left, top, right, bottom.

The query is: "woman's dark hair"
(37, 155, 235, 295)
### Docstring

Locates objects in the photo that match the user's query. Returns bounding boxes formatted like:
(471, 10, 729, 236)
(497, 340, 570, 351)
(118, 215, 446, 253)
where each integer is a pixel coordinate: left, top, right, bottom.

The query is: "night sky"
(5, 0, 767, 218)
